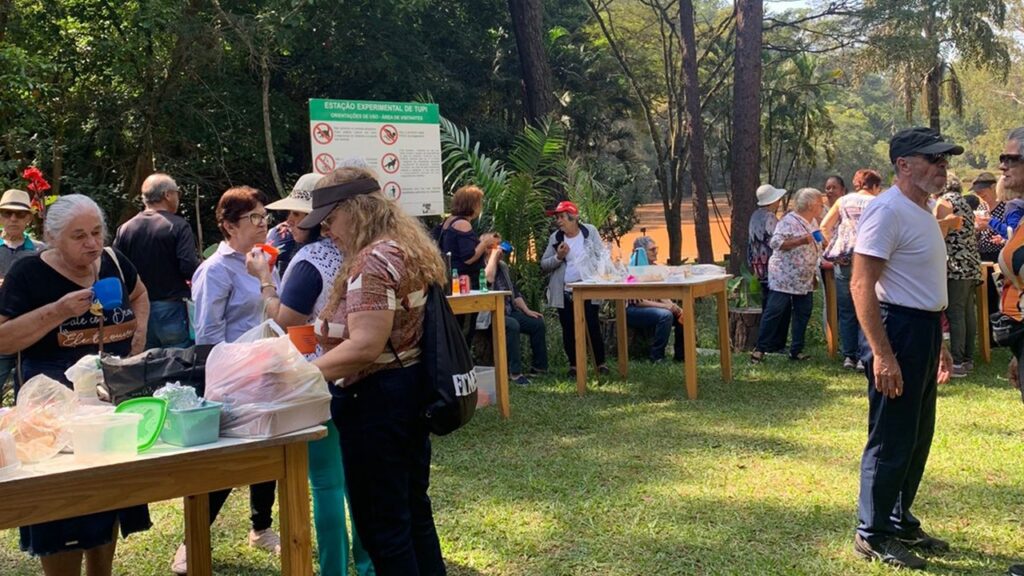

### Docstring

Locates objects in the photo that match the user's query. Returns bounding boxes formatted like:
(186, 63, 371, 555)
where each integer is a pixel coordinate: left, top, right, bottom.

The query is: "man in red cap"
(541, 201, 609, 377)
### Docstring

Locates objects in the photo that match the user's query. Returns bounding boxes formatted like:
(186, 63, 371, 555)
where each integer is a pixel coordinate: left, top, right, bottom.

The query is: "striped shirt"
(320, 240, 426, 386)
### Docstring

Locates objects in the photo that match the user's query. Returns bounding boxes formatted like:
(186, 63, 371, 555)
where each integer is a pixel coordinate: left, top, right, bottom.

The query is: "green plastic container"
(114, 397, 168, 452)
(161, 401, 222, 447)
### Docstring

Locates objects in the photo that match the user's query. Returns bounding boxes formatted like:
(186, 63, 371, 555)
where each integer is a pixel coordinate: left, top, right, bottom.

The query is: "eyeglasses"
(915, 153, 950, 165)
(242, 212, 269, 226)
(0, 210, 31, 220)
(1000, 154, 1024, 166)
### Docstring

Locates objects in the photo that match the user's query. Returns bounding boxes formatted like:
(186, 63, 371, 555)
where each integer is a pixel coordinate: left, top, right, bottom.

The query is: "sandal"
(750, 351, 765, 364)
(789, 352, 811, 361)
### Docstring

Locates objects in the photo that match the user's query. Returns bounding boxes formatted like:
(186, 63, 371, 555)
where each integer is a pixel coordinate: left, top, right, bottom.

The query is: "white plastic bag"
(65, 354, 103, 399)
(0, 375, 78, 462)
(205, 321, 330, 438)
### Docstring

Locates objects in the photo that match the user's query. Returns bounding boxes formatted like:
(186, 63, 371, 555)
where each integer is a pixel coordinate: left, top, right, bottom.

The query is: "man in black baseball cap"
(851, 126, 963, 569)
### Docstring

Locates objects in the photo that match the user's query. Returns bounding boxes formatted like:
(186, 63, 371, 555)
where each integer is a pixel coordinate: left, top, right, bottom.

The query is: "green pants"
(946, 278, 977, 365)
(308, 420, 375, 576)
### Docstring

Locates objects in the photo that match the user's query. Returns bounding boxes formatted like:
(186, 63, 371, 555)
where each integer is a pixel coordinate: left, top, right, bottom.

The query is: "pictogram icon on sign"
(381, 153, 400, 174)
(313, 123, 333, 145)
(379, 125, 399, 145)
(314, 153, 336, 174)
(383, 181, 402, 200)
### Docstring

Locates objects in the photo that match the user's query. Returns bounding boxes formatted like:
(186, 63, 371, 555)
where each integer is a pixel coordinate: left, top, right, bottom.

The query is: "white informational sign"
(308, 98, 443, 216)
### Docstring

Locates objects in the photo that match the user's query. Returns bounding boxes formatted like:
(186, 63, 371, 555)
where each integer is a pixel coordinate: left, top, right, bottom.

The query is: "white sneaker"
(248, 528, 281, 555)
(171, 543, 188, 575)
(856, 360, 865, 372)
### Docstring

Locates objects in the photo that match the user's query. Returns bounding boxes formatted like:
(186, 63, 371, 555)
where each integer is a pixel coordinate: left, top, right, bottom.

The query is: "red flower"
(21, 166, 51, 193)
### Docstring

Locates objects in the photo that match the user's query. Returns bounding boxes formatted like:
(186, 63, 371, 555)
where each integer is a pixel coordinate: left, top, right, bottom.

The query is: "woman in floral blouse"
(936, 175, 981, 377)
(751, 188, 825, 363)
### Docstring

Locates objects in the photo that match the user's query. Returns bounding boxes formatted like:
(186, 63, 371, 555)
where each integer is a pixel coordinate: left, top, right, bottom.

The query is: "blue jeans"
(834, 264, 864, 361)
(857, 304, 941, 543)
(505, 309, 548, 374)
(756, 290, 813, 356)
(333, 365, 446, 576)
(147, 299, 192, 349)
(626, 305, 675, 360)
(759, 280, 790, 352)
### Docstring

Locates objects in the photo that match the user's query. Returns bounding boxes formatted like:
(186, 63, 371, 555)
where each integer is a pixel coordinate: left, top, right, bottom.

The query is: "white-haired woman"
(751, 188, 825, 363)
(0, 194, 151, 575)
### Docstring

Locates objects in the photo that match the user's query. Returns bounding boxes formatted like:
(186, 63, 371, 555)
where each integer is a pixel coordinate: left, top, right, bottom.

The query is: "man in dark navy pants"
(851, 127, 959, 570)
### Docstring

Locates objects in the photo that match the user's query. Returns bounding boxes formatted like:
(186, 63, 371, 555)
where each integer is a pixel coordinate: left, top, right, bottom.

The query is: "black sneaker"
(1008, 563, 1024, 576)
(896, 527, 950, 553)
(854, 533, 926, 570)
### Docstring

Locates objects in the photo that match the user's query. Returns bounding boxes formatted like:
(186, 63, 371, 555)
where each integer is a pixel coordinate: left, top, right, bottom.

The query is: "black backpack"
(418, 283, 478, 434)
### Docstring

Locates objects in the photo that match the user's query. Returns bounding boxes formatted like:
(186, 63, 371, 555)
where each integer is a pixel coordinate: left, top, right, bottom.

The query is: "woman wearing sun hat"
(265, 172, 324, 275)
(748, 183, 789, 353)
(0, 189, 46, 279)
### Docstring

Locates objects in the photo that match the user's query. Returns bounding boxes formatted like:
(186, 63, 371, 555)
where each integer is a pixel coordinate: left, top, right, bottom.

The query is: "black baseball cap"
(888, 127, 964, 164)
(298, 177, 381, 229)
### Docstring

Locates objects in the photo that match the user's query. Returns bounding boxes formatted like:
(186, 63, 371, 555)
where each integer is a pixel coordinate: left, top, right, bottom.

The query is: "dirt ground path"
(617, 199, 733, 263)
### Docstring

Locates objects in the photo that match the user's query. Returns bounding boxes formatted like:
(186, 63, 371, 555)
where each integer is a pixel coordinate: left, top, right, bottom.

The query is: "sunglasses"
(0, 210, 31, 220)
(914, 153, 950, 165)
(1000, 154, 1024, 166)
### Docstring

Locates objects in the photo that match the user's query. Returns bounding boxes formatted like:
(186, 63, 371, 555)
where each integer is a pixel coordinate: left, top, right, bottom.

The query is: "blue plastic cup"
(811, 230, 824, 243)
(500, 241, 513, 254)
(93, 277, 123, 310)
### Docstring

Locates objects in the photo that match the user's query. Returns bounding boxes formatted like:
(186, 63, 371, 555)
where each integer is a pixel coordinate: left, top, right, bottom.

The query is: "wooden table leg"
(615, 299, 628, 378)
(823, 268, 839, 359)
(574, 293, 588, 396)
(716, 285, 732, 383)
(978, 268, 991, 363)
(492, 298, 511, 418)
(279, 443, 313, 576)
(184, 493, 212, 576)
(681, 288, 698, 400)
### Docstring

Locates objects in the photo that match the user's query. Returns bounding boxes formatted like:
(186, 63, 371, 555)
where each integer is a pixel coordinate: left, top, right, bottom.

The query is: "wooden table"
(0, 426, 326, 576)
(568, 276, 732, 399)
(977, 262, 996, 363)
(447, 290, 512, 419)
(822, 265, 840, 359)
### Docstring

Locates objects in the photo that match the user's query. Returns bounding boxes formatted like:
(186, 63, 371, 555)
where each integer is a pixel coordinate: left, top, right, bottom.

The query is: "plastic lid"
(114, 397, 168, 452)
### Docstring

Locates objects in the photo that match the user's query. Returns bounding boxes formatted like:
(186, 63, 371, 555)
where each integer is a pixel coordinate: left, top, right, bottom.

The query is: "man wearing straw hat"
(0, 188, 45, 393)
(114, 173, 199, 348)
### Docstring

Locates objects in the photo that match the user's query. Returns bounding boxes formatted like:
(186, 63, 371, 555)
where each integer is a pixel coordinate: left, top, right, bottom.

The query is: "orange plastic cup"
(288, 324, 317, 354)
(254, 243, 280, 269)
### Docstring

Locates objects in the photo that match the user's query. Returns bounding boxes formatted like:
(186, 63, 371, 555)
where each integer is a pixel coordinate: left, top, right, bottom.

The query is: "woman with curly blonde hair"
(302, 166, 447, 576)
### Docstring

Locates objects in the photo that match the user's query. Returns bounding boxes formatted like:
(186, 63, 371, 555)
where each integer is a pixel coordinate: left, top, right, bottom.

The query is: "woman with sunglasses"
(175, 186, 281, 574)
(977, 151, 1024, 239)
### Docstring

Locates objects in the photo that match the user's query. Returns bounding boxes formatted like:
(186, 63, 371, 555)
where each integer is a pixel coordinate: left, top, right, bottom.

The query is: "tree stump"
(729, 307, 762, 352)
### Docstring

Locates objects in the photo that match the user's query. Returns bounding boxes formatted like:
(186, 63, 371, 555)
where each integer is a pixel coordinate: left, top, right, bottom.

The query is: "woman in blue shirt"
(176, 186, 280, 574)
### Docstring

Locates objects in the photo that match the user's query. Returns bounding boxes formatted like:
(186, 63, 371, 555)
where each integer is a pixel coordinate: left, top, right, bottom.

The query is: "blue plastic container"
(161, 401, 222, 447)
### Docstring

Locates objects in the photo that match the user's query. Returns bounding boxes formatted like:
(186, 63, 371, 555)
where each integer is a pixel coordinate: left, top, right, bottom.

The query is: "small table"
(0, 427, 326, 576)
(447, 290, 512, 419)
(567, 276, 733, 399)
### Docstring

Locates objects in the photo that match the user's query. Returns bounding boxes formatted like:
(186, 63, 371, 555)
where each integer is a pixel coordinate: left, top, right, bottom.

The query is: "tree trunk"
(261, 55, 285, 198)
(664, 200, 682, 265)
(679, 0, 714, 264)
(728, 0, 763, 274)
(925, 63, 942, 133)
(51, 124, 63, 196)
(729, 307, 762, 351)
(507, 0, 555, 124)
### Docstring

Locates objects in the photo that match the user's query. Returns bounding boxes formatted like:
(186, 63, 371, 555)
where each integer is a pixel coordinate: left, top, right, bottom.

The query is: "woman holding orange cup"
(246, 170, 375, 576)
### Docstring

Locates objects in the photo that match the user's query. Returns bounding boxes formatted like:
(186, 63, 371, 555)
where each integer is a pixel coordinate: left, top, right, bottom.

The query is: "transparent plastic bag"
(65, 354, 103, 398)
(205, 321, 330, 438)
(0, 375, 78, 463)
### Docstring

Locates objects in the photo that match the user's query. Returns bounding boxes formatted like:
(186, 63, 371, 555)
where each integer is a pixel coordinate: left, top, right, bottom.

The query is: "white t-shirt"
(563, 232, 587, 284)
(854, 185, 948, 311)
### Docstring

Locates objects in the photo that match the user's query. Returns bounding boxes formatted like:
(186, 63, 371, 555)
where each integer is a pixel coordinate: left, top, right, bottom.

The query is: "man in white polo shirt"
(851, 127, 959, 570)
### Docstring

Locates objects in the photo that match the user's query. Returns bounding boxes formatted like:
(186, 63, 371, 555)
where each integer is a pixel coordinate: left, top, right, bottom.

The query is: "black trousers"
(556, 292, 606, 368)
(209, 481, 276, 532)
(333, 365, 446, 576)
(856, 303, 941, 542)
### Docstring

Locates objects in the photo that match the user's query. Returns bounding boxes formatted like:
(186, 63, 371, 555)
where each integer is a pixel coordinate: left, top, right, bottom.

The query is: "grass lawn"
(2, 303, 1024, 575)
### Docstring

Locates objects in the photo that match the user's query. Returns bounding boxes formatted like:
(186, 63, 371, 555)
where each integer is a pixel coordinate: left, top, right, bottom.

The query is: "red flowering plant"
(21, 166, 51, 217)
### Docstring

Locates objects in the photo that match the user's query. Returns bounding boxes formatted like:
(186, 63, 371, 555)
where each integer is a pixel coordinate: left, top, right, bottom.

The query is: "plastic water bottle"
(479, 270, 489, 293)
